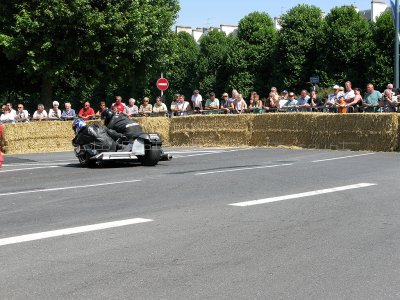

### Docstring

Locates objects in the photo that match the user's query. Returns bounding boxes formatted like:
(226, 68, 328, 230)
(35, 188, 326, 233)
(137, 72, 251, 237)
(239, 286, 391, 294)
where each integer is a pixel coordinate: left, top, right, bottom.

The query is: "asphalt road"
(1, 147, 400, 299)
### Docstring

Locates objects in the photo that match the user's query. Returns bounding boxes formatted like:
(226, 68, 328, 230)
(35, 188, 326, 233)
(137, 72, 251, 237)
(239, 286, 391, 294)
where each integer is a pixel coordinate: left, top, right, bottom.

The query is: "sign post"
(157, 73, 169, 97)
(310, 75, 320, 91)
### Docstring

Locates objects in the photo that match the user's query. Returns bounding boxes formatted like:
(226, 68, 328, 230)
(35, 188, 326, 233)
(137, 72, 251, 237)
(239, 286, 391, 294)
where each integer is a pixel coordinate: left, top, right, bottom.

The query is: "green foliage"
(272, 5, 324, 92)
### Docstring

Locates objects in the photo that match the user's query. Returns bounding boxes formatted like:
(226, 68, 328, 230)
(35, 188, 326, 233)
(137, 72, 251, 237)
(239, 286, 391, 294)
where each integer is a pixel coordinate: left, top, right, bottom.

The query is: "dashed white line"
(195, 163, 293, 176)
(229, 183, 377, 207)
(312, 153, 375, 163)
(2, 159, 76, 167)
(0, 218, 153, 246)
(0, 166, 61, 173)
(174, 148, 252, 158)
(0, 179, 142, 197)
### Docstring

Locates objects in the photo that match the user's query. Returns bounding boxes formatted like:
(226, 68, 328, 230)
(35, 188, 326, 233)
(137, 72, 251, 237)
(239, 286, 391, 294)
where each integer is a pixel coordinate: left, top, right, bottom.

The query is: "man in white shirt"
(5, 103, 16, 119)
(32, 104, 48, 121)
(15, 103, 30, 122)
(191, 90, 203, 112)
(1, 105, 15, 123)
(205, 92, 219, 111)
(344, 81, 355, 103)
(174, 95, 191, 116)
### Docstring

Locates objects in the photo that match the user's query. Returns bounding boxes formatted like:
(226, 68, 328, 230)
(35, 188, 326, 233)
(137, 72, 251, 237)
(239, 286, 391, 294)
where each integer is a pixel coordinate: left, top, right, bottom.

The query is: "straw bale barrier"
(169, 115, 254, 147)
(131, 117, 171, 145)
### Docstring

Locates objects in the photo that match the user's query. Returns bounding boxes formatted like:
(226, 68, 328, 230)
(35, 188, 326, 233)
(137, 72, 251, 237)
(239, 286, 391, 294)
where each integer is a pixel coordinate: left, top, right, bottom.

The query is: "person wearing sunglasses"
(15, 104, 30, 122)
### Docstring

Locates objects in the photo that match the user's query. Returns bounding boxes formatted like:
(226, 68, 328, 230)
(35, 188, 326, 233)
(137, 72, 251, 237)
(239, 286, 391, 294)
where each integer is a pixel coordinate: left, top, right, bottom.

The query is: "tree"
(318, 6, 373, 89)
(0, 0, 179, 108)
(366, 10, 394, 90)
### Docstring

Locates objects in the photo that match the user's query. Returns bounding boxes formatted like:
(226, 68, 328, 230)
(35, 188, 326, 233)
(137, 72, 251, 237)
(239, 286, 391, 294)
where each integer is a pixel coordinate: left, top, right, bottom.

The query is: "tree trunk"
(40, 74, 53, 109)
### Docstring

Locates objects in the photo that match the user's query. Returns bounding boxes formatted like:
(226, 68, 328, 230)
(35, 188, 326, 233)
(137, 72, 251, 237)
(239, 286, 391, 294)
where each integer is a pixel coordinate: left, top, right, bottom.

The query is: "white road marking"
(2, 159, 76, 166)
(0, 218, 153, 246)
(195, 163, 293, 176)
(0, 179, 141, 197)
(0, 166, 60, 173)
(312, 153, 375, 163)
(167, 150, 223, 154)
(229, 183, 377, 207)
(174, 148, 251, 158)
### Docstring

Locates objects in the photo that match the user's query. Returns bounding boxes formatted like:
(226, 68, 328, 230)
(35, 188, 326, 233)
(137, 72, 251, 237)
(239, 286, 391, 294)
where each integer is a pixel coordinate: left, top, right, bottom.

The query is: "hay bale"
(131, 116, 171, 145)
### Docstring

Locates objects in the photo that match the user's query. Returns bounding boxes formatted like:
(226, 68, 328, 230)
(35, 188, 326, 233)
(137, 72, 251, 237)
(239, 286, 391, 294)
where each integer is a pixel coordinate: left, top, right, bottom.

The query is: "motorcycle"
(72, 123, 171, 167)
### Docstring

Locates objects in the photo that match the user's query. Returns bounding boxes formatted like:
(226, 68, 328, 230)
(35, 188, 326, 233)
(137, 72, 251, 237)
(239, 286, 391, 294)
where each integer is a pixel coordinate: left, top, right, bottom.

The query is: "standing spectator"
(139, 97, 152, 116)
(174, 95, 191, 116)
(221, 92, 234, 113)
(48, 101, 62, 120)
(265, 92, 279, 111)
(153, 97, 168, 115)
(191, 89, 203, 113)
(270, 87, 280, 102)
(125, 98, 138, 116)
(379, 89, 398, 112)
(32, 104, 48, 121)
(325, 85, 341, 110)
(6, 102, 17, 119)
(95, 100, 108, 118)
(15, 104, 30, 122)
(111, 96, 126, 113)
(205, 92, 219, 111)
(61, 102, 76, 120)
(363, 83, 382, 112)
(297, 90, 310, 110)
(78, 101, 95, 120)
(170, 94, 180, 112)
(1, 105, 15, 123)
(308, 90, 323, 109)
(234, 94, 247, 114)
(278, 90, 289, 109)
(344, 81, 355, 103)
(248, 92, 262, 113)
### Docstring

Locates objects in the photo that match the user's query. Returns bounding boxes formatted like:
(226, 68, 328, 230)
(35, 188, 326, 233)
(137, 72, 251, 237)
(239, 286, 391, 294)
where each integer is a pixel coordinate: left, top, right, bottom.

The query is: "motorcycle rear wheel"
(139, 144, 161, 166)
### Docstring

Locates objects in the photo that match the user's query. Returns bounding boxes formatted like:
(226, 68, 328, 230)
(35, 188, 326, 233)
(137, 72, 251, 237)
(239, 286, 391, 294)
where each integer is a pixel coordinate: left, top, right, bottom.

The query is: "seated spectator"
(78, 101, 95, 120)
(205, 92, 220, 111)
(234, 94, 247, 114)
(363, 83, 381, 112)
(170, 94, 180, 112)
(191, 89, 203, 113)
(282, 92, 298, 111)
(152, 97, 168, 115)
(139, 97, 153, 116)
(61, 102, 76, 120)
(95, 100, 107, 118)
(297, 90, 311, 110)
(308, 90, 323, 109)
(48, 101, 62, 120)
(379, 88, 398, 112)
(220, 92, 234, 113)
(336, 95, 347, 113)
(15, 104, 30, 122)
(125, 98, 138, 116)
(5, 102, 17, 119)
(32, 104, 48, 121)
(1, 105, 15, 123)
(173, 95, 191, 116)
(111, 96, 126, 114)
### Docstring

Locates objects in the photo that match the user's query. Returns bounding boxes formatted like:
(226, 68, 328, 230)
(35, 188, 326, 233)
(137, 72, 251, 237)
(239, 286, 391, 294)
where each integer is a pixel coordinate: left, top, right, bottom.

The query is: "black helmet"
(101, 108, 115, 126)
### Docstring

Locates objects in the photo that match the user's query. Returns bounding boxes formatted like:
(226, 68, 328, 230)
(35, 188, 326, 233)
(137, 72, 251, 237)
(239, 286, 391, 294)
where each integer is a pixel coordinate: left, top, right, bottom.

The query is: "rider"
(101, 109, 144, 140)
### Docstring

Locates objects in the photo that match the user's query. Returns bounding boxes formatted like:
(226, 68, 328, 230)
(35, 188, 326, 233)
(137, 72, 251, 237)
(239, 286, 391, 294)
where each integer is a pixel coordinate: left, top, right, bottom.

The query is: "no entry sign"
(157, 78, 169, 91)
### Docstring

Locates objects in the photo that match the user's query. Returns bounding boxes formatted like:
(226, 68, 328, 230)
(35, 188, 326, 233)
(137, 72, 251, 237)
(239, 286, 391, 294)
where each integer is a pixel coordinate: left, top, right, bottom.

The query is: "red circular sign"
(156, 78, 169, 91)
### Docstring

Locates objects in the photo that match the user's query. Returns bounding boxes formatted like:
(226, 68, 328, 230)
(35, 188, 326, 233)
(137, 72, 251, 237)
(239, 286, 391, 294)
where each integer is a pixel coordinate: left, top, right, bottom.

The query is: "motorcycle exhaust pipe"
(160, 153, 172, 161)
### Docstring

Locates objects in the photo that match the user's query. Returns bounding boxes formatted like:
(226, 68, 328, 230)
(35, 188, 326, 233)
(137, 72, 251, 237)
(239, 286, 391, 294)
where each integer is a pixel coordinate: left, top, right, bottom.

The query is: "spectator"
(234, 94, 247, 114)
(270, 87, 280, 102)
(326, 85, 341, 109)
(32, 104, 48, 121)
(347, 88, 363, 111)
(173, 95, 191, 116)
(336, 95, 347, 113)
(283, 92, 298, 111)
(170, 94, 180, 112)
(205, 92, 219, 111)
(265, 92, 279, 111)
(15, 104, 30, 122)
(139, 97, 152, 116)
(61, 102, 76, 120)
(344, 81, 355, 103)
(248, 92, 262, 113)
(78, 101, 95, 120)
(363, 83, 382, 112)
(125, 98, 138, 116)
(308, 90, 323, 109)
(48, 101, 62, 120)
(111, 96, 126, 113)
(379, 88, 398, 112)
(191, 89, 203, 112)
(95, 100, 107, 118)
(221, 92, 234, 113)
(297, 90, 310, 110)
(278, 90, 289, 109)
(6, 102, 16, 119)
(1, 105, 15, 123)
(152, 97, 168, 115)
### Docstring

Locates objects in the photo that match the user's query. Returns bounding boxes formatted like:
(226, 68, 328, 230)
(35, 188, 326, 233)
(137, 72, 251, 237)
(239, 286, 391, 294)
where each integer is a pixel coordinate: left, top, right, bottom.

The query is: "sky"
(175, 0, 390, 28)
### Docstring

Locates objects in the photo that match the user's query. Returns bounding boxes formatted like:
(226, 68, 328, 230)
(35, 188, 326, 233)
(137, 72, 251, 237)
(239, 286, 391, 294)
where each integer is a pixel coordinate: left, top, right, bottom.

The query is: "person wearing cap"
(363, 83, 382, 112)
(48, 101, 62, 120)
(220, 92, 234, 113)
(204, 92, 219, 111)
(282, 92, 298, 112)
(325, 85, 341, 110)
